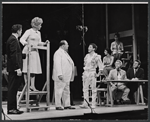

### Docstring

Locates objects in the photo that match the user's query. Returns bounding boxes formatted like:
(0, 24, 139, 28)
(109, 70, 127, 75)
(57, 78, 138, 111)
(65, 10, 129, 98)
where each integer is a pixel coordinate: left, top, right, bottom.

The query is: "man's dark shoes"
(114, 100, 119, 105)
(7, 109, 24, 114)
(131, 101, 136, 104)
(64, 106, 76, 109)
(71, 103, 75, 106)
(122, 100, 131, 104)
(119, 99, 124, 104)
(56, 107, 64, 110)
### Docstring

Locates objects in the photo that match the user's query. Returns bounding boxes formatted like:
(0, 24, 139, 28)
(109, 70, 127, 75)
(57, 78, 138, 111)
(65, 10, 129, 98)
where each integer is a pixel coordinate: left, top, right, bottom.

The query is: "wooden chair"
(96, 74, 107, 106)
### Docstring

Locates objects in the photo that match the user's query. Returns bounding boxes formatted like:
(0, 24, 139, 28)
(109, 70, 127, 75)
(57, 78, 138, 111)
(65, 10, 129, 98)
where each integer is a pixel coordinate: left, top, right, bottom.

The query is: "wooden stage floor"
(2, 101, 148, 120)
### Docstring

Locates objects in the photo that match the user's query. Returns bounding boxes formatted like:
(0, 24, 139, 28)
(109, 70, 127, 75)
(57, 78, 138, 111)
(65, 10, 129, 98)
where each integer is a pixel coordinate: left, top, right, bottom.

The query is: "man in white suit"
(52, 40, 75, 110)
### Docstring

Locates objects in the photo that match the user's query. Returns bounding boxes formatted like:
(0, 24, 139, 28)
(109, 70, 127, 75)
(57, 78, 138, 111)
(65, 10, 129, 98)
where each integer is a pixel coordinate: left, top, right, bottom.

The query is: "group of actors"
(6, 17, 144, 114)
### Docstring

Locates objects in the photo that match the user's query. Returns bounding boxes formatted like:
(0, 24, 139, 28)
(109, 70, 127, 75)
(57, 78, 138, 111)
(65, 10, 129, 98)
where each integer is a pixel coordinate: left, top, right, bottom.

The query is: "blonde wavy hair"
(31, 17, 43, 28)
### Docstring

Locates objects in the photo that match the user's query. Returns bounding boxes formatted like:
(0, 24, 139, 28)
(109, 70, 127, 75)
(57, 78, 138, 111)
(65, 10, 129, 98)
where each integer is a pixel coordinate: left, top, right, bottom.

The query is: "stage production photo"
(1, 2, 148, 120)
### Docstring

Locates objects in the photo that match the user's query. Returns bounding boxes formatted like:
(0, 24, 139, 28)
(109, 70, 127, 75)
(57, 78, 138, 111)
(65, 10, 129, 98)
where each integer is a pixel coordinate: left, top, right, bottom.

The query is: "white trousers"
(82, 70, 97, 106)
(111, 84, 130, 101)
(54, 81, 70, 107)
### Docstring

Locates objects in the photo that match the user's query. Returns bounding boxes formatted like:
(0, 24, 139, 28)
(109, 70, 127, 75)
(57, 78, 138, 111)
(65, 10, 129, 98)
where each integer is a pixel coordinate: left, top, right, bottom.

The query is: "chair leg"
(97, 91, 101, 106)
(52, 90, 55, 105)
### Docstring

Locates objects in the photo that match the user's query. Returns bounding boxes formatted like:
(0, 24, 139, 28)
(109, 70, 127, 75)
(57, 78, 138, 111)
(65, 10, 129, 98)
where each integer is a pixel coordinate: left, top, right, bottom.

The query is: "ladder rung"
(18, 91, 48, 95)
(96, 81, 107, 83)
(20, 100, 37, 104)
(97, 88, 107, 91)
(32, 45, 47, 50)
(29, 91, 47, 95)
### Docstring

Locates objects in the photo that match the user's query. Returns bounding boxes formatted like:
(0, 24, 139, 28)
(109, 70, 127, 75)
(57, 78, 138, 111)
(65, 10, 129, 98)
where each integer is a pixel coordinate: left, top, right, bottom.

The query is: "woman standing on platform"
(103, 48, 114, 77)
(20, 17, 48, 91)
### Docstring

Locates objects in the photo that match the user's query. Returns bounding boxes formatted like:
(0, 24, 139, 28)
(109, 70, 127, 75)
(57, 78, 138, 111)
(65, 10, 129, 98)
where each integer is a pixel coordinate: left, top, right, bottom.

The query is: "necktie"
(134, 69, 137, 75)
(116, 43, 118, 51)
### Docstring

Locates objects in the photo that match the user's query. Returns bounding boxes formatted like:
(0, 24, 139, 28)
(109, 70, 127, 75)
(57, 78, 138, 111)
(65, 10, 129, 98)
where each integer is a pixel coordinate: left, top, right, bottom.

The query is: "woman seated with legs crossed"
(102, 48, 114, 78)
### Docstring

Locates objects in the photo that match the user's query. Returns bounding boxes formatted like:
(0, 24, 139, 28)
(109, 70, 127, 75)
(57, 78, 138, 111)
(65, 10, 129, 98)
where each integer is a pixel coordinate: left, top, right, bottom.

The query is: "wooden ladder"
(17, 41, 50, 112)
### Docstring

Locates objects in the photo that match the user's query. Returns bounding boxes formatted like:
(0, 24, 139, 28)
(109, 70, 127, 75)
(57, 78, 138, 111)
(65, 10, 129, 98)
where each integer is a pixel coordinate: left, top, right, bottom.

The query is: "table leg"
(139, 85, 144, 104)
(106, 82, 109, 105)
(136, 84, 140, 105)
(109, 84, 113, 106)
(106, 82, 113, 107)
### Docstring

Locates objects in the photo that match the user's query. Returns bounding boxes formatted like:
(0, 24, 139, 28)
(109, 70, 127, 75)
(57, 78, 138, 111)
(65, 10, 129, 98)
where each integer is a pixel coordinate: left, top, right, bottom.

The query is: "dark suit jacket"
(6, 35, 23, 72)
(126, 67, 144, 80)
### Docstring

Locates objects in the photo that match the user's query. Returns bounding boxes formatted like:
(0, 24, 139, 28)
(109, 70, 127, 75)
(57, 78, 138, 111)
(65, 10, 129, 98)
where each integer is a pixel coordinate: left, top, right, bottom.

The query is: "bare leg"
(24, 73, 31, 91)
(30, 74, 38, 91)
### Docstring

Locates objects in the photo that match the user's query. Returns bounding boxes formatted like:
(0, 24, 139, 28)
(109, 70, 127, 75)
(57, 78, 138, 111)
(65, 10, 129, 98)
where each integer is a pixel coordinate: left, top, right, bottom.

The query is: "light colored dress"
(82, 52, 104, 106)
(20, 28, 43, 74)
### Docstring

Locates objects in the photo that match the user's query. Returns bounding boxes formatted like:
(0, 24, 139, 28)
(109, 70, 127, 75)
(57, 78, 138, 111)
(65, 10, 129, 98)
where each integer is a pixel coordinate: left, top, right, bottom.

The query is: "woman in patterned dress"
(20, 17, 48, 91)
(110, 32, 124, 66)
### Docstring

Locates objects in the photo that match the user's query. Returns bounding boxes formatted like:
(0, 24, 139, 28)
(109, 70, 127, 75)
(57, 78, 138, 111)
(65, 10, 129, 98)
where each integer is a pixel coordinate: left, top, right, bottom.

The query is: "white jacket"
(52, 48, 75, 82)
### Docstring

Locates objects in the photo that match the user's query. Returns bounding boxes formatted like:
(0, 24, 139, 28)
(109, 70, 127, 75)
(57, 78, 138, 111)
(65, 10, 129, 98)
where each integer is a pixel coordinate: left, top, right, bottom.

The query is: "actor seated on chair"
(102, 48, 114, 77)
(110, 32, 124, 67)
(126, 60, 145, 104)
(107, 60, 130, 104)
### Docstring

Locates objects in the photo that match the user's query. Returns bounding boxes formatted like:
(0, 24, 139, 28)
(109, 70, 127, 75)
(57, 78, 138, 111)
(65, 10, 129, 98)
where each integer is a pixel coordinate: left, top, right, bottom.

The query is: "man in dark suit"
(6, 24, 24, 114)
(126, 60, 144, 104)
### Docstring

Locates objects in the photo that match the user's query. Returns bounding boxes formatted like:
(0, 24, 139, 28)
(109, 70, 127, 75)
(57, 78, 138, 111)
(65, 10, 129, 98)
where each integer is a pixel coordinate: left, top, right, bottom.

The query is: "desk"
(106, 80, 148, 107)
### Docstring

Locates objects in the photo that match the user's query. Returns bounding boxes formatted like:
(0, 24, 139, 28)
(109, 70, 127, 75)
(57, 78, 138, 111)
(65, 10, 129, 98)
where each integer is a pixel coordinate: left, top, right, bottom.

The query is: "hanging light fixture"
(76, 4, 88, 56)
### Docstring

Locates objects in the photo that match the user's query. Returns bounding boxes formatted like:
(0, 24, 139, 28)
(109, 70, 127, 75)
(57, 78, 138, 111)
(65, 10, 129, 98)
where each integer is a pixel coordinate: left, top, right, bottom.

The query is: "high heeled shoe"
(30, 87, 39, 92)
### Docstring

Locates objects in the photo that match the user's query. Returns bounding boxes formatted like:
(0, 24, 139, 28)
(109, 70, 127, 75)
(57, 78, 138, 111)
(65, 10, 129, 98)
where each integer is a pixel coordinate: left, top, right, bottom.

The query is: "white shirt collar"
(12, 33, 18, 40)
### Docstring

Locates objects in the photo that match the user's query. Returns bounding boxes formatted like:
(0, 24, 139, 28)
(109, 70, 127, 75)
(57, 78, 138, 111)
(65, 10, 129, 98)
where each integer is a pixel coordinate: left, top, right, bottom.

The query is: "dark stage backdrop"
(2, 4, 148, 101)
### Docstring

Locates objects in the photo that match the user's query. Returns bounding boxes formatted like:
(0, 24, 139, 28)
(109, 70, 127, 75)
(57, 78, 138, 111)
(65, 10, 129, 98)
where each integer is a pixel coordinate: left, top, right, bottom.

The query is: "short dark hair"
(89, 43, 97, 51)
(59, 40, 67, 47)
(135, 59, 141, 66)
(114, 32, 120, 38)
(104, 48, 111, 55)
(11, 24, 22, 33)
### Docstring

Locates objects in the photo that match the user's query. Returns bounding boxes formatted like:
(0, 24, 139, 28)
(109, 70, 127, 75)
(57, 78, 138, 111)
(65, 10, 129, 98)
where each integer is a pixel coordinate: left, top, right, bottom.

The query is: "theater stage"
(2, 101, 148, 120)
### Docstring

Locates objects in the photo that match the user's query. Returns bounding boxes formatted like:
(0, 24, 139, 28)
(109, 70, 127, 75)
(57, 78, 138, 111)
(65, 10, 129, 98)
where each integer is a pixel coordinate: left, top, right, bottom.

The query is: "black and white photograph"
(1, 2, 148, 120)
